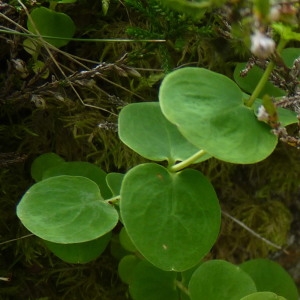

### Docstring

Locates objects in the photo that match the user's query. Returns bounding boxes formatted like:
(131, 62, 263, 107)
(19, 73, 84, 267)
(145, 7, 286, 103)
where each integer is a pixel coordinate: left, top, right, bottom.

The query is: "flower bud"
(250, 31, 275, 59)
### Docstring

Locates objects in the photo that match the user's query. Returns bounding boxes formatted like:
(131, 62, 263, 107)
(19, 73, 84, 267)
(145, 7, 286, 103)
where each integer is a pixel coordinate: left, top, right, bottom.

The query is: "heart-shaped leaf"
(188, 260, 257, 300)
(120, 163, 220, 271)
(27, 7, 75, 48)
(17, 175, 119, 243)
(106, 172, 124, 197)
(129, 260, 178, 300)
(42, 161, 112, 199)
(31, 152, 65, 182)
(159, 67, 277, 164)
(118, 255, 140, 284)
(240, 259, 299, 300)
(44, 232, 111, 264)
(118, 102, 211, 164)
(234, 63, 286, 97)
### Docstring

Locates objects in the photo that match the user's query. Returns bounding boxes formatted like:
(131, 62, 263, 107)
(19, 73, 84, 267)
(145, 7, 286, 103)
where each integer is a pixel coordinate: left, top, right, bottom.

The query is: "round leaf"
(159, 67, 277, 163)
(119, 102, 211, 164)
(120, 163, 221, 271)
(240, 259, 299, 300)
(42, 161, 112, 199)
(17, 175, 119, 243)
(234, 63, 286, 97)
(32, 60, 49, 79)
(31, 152, 65, 182)
(27, 7, 75, 48)
(188, 260, 257, 300)
(118, 254, 140, 284)
(281, 48, 300, 68)
(119, 227, 137, 252)
(241, 292, 287, 300)
(44, 232, 111, 264)
(106, 172, 124, 197)
(129, 260, 178, 300)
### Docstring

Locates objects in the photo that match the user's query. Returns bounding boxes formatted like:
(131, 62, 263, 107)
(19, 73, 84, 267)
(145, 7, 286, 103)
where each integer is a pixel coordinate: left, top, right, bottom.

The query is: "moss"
(1, 0, 299, 297)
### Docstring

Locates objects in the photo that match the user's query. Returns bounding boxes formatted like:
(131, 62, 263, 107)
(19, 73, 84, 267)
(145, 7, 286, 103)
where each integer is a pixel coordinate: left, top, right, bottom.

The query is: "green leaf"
(120, 163, 220, 271)
(31, 153, 65, 182)
(129, 260, 178, 300)
(106, 173, 124, 197)
(110, 233, 130, 260)
(23, 38, 39, 55)
(241, 292, 287, 300)
(159, 0, 207, 19)
(44, 232, 111, 264)
(102, 0, 110, 15)
(119, 227, 137, 252)
(180, 264, 202, 300)
(27, 7, 75, 48)
(119, 102, 211, 164)
(17, 175, 119, 243)
(188, 260, 257, 300)
(240, 259, 299, 300)
(32, 60, 49, 79)
(272, 23, 300, 42)
(42, 161, 112, 199)
(160, 67, 278, 164)
(234, 63, 285, 97)
(118, 255, 140, 284)
(281, 48, 300, 68)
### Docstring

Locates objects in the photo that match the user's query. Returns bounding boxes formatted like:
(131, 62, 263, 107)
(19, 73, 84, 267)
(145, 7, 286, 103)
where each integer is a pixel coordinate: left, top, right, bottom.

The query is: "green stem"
(244, 38, 287, 107)
(175, 280, 190, 296)
(169, 149, 208, 172)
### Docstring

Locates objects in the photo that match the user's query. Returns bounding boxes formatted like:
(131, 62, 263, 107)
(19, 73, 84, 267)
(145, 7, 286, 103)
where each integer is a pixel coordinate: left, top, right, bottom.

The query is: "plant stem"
(175, 280, 190, 296)
(169, 149, 208, 172)
(244, 38, 287, 107)
(0, 28, 166, 43)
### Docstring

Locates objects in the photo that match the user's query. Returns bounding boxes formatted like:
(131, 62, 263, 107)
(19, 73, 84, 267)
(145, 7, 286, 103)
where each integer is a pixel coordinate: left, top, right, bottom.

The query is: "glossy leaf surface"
(17, 175, 119, 243)
(106, 172, 124, 196)
(188, 260, 257, 300)
(27, 7, 75, 48)
(234, 64, 285, 97)
(42, 161, 112, 199)
(129, 260, 178, 300)
(118, 255, 140, 284)
(120, 163, 220, 271)
(240, 259, 299, 300)
(119, 102, 211, 164)
(160, 67, 277, 163)
(31, 152, 65, 182)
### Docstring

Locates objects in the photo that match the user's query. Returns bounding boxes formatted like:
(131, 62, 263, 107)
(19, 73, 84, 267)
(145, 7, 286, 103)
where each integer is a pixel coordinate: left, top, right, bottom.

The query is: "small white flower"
(250, 31, 275, 59)
(257, 105, 269, 122)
